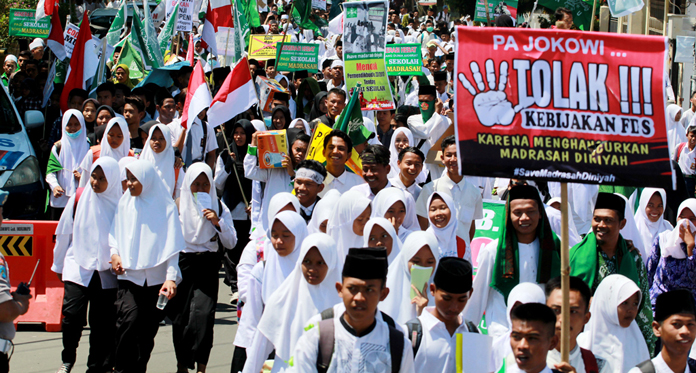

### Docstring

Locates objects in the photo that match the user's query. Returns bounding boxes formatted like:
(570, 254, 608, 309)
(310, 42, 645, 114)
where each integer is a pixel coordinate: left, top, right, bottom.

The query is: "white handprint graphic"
(458, 59, 534, 127)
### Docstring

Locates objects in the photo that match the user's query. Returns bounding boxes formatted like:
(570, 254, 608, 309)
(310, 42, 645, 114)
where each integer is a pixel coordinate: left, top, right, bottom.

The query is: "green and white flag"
(141, 0, 165, 67)
(118, 38, 147, 79)
(233, 0, 249, 61)
(159, 1, 180, 56)
(237, 0, 260, 28)
(106, 0, 127, 47)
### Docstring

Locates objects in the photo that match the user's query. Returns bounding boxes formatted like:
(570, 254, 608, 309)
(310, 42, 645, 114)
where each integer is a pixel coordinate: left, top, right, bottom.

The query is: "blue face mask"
(66, 129, 81, 139)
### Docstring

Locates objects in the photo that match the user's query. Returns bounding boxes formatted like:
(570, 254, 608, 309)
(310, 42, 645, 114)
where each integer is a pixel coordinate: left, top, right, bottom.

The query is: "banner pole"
(483, 0, 491, 26)
(590, 0, 597, 31)
(560, 182, 570, 363)
(644, 0, 650, 35)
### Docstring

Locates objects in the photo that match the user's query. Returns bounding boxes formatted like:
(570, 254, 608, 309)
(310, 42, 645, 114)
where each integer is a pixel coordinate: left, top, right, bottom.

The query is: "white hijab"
(308, 189, 340, 234)
(363, 217, 403, 265)
(261, 211, 309, 302)
(56, 157, 121, 271)
(58, 109, 90, 197)
(118, 156, 137, 182)
(615, 193, 648, 259)
(257, 233, 341, 361)
(290, 118, 311, 135)
(633, 188, 672, 258)
(667, 104, 687, 158)
(100, 117, 131, 160)
(425, 192, 459, 258)
(139, 123, 176, 196)
(491, 283, 546, 372)
(179, 163, 219, 245)
(251, 192, 301, 240)
(109, 160, 184, 271)
(326, 190, 372, 261)
(381, 230, 440, 324)
(371, 187, 419, 240)
(78, 117, 131, 187)
(658, 199, 696, 259)
(387, 127, 414, 179)
(578, 274, 650, 373)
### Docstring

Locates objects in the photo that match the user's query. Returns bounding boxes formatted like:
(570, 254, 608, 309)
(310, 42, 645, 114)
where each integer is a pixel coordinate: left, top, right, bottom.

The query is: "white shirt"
(462, 238, 543, 340)
(416, 173, 484, 249)
(181, 203, 237, 254)
(243, 151, 293, 232)
(390, 176, 422, 201)
(682, 108, 695, 129)
(412, 307, 489, 373)
(628, 352, 692, 373)
(319, 169, 365, 198)
(109, 254, 180, 287)
(548, 346, 585, 373)
(168, 117, 218, 163)
(52, 233, 117, 289)
(290, 313, 415, 373)
(678, 143, 696, 176)
(349, 180, 392, 201)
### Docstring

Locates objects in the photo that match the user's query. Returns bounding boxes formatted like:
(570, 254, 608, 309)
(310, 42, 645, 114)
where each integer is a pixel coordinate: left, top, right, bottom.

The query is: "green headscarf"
(490, 185, 561, 303)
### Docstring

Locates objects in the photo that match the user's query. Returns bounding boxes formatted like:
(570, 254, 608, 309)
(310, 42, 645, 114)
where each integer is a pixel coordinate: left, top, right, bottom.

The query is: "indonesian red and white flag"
(207, 56, 258, 127)
(180, 61, 212, 129)
(47, 12, 66, 61)
(60, 12, 98, 113)
(35, 0, 58, 22)
(202, 0, 233, 57)
(186, 33, 195, 66)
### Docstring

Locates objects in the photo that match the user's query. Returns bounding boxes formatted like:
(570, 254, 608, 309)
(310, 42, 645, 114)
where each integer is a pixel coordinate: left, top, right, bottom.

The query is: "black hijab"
(309, 91, 328, 121)
(271, 105, 292, 130)
(220, 119, 256, 210)
(81, 98, 100, 134)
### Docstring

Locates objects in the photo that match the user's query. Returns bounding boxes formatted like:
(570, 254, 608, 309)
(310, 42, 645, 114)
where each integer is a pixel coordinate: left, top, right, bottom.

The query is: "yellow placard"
(306, 122, 363, 177)
(248, 34, 292, 61)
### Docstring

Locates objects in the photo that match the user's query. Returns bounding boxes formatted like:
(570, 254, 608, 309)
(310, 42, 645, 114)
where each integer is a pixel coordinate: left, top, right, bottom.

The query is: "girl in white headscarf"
(363, 217, 403, 264)
(381, 231, 440, 324)
(232, 194, 300, 370)
(46, 109, 90, 216)
(371, 187, 420, 242)
(109, 160, 185, 373)
(78, 117, 133, 187)
(139, 123, 183, 199)
(490, 282, 546, 372)
(117, 156, 137, 192)
(634, 188, 673, 261)
(578, 274, 650, 373)
(326, 190, 372, 262)
(244, 233, 342, 373)
(236, 212, 308, 372)
(667, 104, 687, 158)
(307, 189, 340, 234)
(289, 118, 311, 135)
(648, 198, 696, 308)
(169, 163, 237, 373)
(387, 127, 414, 179)
(426, 192, 462, 259)
(51, 157, 121, 372)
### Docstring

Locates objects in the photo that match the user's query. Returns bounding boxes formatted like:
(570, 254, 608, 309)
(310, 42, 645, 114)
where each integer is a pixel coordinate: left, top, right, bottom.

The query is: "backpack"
(316, 307, 404, 373)
(580, 348, 599, 373)
(637, 358, 696, 373)
(675, 142, 688, 162)
(405, 317, 479, 356)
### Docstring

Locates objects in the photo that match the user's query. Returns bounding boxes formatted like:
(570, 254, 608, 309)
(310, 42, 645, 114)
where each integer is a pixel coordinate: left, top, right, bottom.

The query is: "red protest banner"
(454, 27, 671, 188)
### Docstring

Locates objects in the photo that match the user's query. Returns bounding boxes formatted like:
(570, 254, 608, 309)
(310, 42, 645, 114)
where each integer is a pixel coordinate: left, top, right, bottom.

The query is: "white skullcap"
(281, 14, 289, 19)
(4, 55, 17, 64)
(29, 38, 45, 50)
(331, 59, 343, 68)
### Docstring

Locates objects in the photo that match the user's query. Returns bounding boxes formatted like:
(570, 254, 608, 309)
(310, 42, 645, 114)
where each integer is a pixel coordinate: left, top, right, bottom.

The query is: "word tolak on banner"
(454, 27, 672, 189)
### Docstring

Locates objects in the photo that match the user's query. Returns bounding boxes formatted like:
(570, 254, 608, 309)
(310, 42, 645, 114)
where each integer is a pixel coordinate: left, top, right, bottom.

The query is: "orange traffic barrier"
(0, 220, 62, 332)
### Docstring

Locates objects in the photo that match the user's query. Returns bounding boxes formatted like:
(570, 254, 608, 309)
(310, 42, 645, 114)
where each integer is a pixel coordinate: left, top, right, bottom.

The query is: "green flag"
(118, 38, 147, 79)
(237, 0, 260, 28)
(292, 0, 324, 36)
(233, 1, 247, 62)
(334, 83, 373, 146)
(158, 2, 179, 57)
(140, 0, 165, 67)
(106, 0, 127, 47)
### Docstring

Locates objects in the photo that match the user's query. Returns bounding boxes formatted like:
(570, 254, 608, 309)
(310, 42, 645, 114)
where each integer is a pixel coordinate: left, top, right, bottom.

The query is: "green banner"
(536, 0, 595, 30)
(275, 43, 319, 72)
(471, 201, 506, 275)
(343, 1, 394, 111)
(9, 9, 50, 38)
(473, 0, 518, 23)
(385, 43, 422, 76)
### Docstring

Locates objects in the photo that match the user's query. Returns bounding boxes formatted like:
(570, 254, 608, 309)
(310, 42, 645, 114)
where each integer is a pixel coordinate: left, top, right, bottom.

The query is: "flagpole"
(220, 128, 249, 207)
(43, 50, 54, 141)
(560, 182, 571, 363)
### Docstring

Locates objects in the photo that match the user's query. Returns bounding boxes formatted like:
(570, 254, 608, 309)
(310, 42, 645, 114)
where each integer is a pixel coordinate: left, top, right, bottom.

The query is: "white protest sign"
(312, 0, 326, 10)
(176, 0, 194, 32)
(63, 23, 80, 59)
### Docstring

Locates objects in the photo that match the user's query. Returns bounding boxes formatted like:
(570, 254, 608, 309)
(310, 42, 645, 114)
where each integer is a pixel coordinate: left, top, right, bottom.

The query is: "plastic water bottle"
(156, 290, 169, 310)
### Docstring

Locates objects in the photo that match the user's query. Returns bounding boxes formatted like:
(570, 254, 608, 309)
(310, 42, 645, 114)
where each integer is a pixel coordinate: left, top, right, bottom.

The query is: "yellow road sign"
(0, 235, 32, 256)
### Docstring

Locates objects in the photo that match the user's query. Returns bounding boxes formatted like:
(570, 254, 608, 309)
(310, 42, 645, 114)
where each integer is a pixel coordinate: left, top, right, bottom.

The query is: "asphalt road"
(10, 272, 238, 373)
